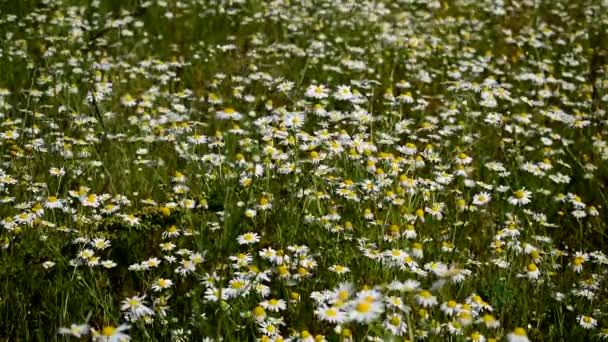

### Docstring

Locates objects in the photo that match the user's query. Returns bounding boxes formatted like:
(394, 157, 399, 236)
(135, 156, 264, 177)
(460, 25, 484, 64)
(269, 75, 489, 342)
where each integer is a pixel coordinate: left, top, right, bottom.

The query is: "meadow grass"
(0, 0, 607, 341)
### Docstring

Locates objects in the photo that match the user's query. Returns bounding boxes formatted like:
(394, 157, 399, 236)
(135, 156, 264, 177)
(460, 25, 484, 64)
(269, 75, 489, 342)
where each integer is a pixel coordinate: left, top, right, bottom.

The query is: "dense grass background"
(0, 0, 607, 341)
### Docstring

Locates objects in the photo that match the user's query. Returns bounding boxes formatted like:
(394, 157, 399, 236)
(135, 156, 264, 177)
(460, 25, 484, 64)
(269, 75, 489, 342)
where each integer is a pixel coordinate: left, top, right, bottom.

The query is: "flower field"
(1, 0, 608, 341)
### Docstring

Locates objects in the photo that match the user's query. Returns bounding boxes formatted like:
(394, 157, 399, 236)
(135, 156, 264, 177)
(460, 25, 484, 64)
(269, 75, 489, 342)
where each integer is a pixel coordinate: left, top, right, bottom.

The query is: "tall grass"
(0, 0, 607, 341)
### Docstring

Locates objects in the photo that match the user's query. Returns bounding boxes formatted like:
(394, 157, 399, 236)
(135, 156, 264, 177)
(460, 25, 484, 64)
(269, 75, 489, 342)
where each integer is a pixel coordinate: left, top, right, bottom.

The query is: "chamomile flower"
(507, 327, 529, 342)
(334, 85, 353, 101)
(101, 260, 117, 269)
(245, 209, 257, 218)
(151, 278, 173, 292)
(472, 192, 491, 206)
(122, 214, 140, 226)
(42, 260, 56, 269)
(572, 253, 588, 273)
(385, 295, 409, 312)
(479, 314, 500, 329)
(257, 195, 273, 210)
(121, 295, 154, 319)
(260, 298, 287, 312)
(237, 232, 261, 245)
(49, 167, 66, 177)
(216, 107, 243, 120)
(305, 84, 329, 99)
(416, 290, 438, 307)
(44, 196, 64, 209)
(384, 313, 408, 336)
(525, 263, 540, 280)
(142, 257, 161, 269)
(468, 331, 486, 342)
(348, 296, 384, 323)
(329, 264, 350, 274)
(175, 259, 195, 276)
(82, 193, 100, 207)
(315, 306, 346, 324)
(91, 238, 111, 250)
(508, 188, 532, 206)
(225, 277, 251, 298)
(59, 323, 90, 338)
(258, 321, 280, 337)
(578, 315, 597, 329)
(92, 324, 130, 342)
(441, 300, 460, 316)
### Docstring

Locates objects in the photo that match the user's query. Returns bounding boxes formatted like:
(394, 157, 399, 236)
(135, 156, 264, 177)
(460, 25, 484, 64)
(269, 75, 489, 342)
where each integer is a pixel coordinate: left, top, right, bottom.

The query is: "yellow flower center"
(254, 306, 265, 317)
(356, 301, 371, 313)
(459, 311, 472, 320)
(513, 327, 527, 336)
(531, 251, 540, 259)
(101, 326, 116, 336)
(278, 265, 288, 275)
